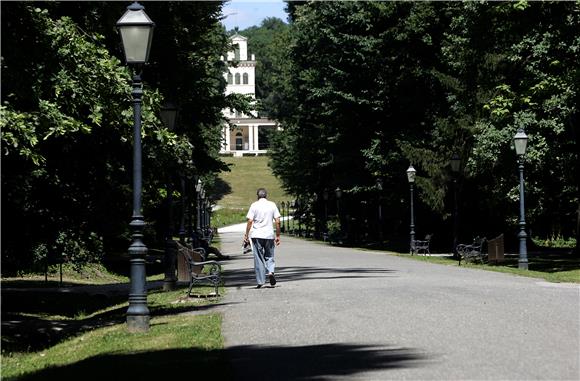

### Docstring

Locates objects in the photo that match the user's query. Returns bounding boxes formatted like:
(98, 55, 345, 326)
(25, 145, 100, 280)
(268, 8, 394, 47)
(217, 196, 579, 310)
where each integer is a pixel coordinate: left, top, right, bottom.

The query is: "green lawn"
(393, 252, 580, 283)
(1, 285, 228, 380)
(214, 156, 291, 227)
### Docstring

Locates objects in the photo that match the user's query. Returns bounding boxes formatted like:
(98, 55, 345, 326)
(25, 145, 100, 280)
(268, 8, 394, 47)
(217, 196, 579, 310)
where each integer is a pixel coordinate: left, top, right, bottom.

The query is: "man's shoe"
(256, 284, 264, 289)
(269, 273, 277, 286)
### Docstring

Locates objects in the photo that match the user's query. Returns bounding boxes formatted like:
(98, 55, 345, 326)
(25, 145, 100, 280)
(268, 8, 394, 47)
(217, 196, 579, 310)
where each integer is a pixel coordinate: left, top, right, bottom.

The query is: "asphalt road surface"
(217, 226, 579, 381)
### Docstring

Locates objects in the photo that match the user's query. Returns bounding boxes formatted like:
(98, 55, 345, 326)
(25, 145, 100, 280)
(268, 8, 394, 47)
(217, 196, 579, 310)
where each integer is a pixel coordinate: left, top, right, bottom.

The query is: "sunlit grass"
(1, 263, 129, 287)
(213, 156, 291, 228)
(212, 207, 248, 228)
(218, 156, 290, 209)
(1, 285, 226, 380)
(392, 253, 580, 283)
(1, 313, 225, 380)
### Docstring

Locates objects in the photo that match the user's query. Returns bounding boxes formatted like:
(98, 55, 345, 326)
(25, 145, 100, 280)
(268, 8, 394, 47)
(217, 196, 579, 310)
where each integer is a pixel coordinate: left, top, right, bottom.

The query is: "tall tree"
(0, 2, 245, 273)
(265, 1, 579, 248)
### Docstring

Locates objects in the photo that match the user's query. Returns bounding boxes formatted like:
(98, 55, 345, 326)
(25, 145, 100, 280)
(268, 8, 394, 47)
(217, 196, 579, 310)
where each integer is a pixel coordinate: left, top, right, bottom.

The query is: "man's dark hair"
(257, 188, 267, 199)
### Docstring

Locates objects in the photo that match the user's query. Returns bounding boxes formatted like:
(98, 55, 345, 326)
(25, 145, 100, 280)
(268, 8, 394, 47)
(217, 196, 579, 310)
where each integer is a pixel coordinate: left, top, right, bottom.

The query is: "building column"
(254, 125, 260, 151)
(248, 124, 254, 151)
(224, 125, 231, 151)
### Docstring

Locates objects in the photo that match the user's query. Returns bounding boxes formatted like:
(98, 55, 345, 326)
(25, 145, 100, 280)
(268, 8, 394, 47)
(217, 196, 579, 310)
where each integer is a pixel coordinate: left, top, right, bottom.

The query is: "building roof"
(229, 117, 277, 126)
(230, 33, 248, 41)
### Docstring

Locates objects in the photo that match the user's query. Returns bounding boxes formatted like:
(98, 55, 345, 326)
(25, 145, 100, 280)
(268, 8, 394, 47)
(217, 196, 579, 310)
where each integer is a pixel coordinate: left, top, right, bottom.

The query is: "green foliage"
(326, 217, 342, 239)
(1, 2, 239, 274)
(53, 230, 104, 272)
(261, 1, 579, 247)
(532, 235, 577, 249)
(238, 17, 292, 117)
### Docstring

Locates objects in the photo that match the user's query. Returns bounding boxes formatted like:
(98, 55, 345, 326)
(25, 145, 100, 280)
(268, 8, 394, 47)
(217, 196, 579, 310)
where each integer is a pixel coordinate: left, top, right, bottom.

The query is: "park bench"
(328, 231, 348, 245)
(487, 234, 505, 264)
(412, 234, 433, 256)
(176, 241, 223, 296)
(191, 230, 229, 260)
(457, 236, 487, 265)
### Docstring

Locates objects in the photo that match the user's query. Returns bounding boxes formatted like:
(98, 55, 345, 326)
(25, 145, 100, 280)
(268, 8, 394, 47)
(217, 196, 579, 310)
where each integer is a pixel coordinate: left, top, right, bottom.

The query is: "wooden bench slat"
(176, 241, 223, 296)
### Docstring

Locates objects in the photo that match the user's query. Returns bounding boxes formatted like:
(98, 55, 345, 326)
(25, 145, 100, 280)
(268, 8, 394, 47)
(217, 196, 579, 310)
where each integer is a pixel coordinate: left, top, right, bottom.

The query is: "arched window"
(227, 73, 233, 85)
(235, 73, 241, 84)
(234, 44, 240, 61)
(243, 73, 249, 84)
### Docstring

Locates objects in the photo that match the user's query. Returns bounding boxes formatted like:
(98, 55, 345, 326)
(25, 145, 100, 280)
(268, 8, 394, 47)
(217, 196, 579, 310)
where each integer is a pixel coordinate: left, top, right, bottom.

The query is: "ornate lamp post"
(335, 187, 342, 215)
(160, 103, 178, 291)
(291, 199, 296, 233)
(116, 1, 155, 332)
(178, 174, 187, 242)
(295, 199, 302, 236)
(195, 179, 202, 232)
(200, 188, 207, 231)
(335, 187, 343, 237)
(513, 128, 529, 270)
(323, 189, 329, 234)
(376, 179, 383, 242)
(450, 153, 461, 257)
(406, 165, 416, 254)
(286, 201, 290, 233)
(280, 202, 286, 233)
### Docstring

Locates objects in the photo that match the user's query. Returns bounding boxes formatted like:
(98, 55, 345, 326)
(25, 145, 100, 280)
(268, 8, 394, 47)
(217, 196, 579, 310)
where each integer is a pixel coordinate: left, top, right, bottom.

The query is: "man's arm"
(274, 217, 281, 246)
(243, 219, 253, 244)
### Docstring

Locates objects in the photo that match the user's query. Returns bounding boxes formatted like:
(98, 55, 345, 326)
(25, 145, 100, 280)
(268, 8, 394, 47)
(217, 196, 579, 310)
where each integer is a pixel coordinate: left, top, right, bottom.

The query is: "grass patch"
(1, 283, 227, 380)
(218, 156, 290, 210)
(392, 253, 580, 283)
(212, 156, 291, 228)
(1, 313, 227, 381)
(212, 207, 248, 228)
(2, 263, 130, 287)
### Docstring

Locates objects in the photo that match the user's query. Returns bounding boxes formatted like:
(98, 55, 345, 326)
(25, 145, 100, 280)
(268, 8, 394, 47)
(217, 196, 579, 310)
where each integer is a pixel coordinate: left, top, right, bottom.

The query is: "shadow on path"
(227, 343, 428, 380)
(10, 343, 427, 381)
(223, 263, 398, 287)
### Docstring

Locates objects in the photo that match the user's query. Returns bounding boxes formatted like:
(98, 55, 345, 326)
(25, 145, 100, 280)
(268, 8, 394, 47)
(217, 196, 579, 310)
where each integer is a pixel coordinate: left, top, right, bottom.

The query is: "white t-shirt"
(246, 198, 281, 239)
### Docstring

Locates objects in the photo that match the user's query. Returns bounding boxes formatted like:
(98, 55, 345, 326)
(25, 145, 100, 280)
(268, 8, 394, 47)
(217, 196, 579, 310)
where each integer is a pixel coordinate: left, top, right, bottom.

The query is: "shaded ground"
(0, 281, 225, 353)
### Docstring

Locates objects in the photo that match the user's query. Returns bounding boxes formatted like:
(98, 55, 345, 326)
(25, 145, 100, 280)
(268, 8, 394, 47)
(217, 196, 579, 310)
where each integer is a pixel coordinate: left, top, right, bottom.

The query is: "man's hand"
(275, 236, 281, 246)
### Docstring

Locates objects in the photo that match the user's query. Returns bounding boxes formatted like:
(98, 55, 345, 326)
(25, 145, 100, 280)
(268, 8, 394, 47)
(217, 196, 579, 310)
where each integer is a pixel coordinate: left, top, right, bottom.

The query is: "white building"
(220, 34, 278, 156)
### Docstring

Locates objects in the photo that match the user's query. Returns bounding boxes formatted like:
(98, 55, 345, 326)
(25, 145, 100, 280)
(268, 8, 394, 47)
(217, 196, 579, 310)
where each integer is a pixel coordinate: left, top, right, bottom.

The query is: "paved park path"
(217, 224, 579, 380)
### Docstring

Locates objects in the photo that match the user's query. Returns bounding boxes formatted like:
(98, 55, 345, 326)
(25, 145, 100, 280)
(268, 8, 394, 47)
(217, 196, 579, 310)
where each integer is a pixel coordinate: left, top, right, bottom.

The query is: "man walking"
(243, 188, 281, 288)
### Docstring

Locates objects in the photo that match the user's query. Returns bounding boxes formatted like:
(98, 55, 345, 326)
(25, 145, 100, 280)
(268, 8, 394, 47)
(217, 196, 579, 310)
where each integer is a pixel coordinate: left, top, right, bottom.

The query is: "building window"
(235, 73, 241, 84)
(227, 73, 233, 84)
(235, 132, 243, 150)
(234, 44, 240, 61)
(243, 73, 249, 84)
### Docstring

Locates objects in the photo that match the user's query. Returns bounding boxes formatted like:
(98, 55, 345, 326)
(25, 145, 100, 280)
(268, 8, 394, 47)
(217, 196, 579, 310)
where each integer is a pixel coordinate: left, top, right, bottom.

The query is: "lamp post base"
(127, 315, 150, 332)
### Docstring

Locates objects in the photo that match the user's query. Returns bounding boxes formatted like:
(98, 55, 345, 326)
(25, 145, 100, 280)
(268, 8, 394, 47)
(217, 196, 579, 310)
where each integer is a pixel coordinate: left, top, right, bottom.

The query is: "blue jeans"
(251, 238, 275, 285)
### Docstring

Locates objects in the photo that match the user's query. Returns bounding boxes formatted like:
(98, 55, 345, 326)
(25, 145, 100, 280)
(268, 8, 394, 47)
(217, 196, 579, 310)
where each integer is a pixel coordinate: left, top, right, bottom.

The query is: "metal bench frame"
(176, 242, 222, 296)
(457, 236, 487, 265)
(412, 234, 433, 256)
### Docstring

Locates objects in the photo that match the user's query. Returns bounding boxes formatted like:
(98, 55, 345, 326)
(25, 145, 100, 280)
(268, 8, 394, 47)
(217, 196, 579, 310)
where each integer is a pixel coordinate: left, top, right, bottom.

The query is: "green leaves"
(1, 2, 234, 274)
(261, 1, 579, 243)
(0, 106, 44, 165)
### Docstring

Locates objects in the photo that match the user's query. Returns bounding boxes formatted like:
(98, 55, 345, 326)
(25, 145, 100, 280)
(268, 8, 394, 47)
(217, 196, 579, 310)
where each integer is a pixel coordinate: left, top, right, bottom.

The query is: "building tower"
(221, 34, 277, 156)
